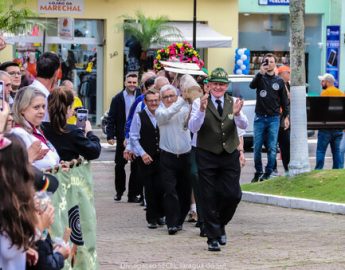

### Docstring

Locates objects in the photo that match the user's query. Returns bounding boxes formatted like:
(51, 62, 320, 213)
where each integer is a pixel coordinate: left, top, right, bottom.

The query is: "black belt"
(160, 149, 190, 158)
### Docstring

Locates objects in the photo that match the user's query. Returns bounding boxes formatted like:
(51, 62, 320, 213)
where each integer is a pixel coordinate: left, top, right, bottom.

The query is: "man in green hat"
(188, 67, 248, 251)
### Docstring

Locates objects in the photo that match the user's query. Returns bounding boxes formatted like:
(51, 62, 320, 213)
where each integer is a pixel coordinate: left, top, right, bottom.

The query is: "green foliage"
(0, 0, 40, 34)
(242, 170, 345, 203)
(117, 10, 182, 51)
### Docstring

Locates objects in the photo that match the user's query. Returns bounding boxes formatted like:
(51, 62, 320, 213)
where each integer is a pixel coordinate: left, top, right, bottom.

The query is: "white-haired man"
(155, 84, 191, 235)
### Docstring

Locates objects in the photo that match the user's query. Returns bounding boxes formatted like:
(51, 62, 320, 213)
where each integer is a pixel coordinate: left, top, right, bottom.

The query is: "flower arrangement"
(153, 41, 204, 71)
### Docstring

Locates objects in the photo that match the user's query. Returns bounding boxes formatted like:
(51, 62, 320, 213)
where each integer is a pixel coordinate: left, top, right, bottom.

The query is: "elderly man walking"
(156, 84, 192, 235)
(189, 67, 248, 251)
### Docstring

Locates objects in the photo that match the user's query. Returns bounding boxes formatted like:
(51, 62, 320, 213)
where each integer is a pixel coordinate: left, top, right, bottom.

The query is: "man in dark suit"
(106, 73, 141, 202)
(188, 68, 248, 251)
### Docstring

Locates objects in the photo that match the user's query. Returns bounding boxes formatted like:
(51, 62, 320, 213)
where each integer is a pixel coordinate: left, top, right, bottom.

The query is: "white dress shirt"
(156, 97, 191, 154)
(189, 96, 248, 147)
(129, 107, 157, 157)
(30, 79, 50, 122)
(123, 90, 136, 119)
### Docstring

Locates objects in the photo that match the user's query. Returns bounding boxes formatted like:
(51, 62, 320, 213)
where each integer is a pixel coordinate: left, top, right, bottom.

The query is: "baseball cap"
(277, 65, 290, 74)
(32, 166, 59, 193)
(208, 67, 229, 84)
(318, 73, 335, 83)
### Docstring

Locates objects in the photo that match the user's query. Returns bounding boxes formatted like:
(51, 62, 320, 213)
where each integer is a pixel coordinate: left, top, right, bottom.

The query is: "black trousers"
(138, 157, 164, 223)
(278, 127, 290, 172)
(196, 148, 242, 240)
(114, 141, 140, 198)
(190, 147, 204, 224)
(160, 150, 192, 228)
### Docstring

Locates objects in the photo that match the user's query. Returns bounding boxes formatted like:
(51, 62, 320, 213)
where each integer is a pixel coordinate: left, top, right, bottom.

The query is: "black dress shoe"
(207, 240, 221, 252)
(157, 217, 166, 226)
(127, 197, 140, 203)
(147, 223, 158, 229)
(199, 224, 207, 237)
(114, 194, 122, 201)
(168, 227, 178, 235)
(176, 225, 183, 231)
(218, 234, 227, 245)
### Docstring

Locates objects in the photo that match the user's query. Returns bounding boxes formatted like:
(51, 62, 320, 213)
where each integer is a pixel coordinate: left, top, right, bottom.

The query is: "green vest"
(197, 94, 239, 154)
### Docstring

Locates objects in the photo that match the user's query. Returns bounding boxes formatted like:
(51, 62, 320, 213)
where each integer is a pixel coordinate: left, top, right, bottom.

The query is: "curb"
(242, 191, 345, 215)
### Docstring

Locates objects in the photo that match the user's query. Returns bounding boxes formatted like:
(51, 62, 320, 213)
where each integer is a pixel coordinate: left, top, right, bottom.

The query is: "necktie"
(215, 99, 223, 116)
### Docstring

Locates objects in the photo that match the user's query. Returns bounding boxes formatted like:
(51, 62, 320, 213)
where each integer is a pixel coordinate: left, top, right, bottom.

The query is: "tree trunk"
(289, 0, 310, 176)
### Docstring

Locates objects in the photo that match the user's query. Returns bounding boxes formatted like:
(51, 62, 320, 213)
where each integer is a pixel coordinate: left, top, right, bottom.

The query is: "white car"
(227, 75, 256, 150)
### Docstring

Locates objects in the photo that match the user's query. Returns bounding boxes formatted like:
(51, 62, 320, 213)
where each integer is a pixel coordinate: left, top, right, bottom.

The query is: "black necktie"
(215, 99, 223, 116)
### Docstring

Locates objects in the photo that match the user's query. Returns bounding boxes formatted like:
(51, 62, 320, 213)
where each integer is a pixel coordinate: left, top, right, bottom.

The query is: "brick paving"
(92, 162, 345, 270)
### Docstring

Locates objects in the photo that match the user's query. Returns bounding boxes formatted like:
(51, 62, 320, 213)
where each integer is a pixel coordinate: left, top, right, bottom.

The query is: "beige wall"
(4, 0, 238, 111)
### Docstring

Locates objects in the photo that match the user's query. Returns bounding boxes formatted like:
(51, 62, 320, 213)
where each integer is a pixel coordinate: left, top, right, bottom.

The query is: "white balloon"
(236, 59, 243, 66)
(236, 69, 243, 74)
(241, 64, 247, 70)
(241, 54, 248, 61)
(238, 49, 244, 55)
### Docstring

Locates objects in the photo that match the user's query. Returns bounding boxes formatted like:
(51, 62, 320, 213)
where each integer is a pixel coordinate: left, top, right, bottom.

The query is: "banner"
(51, 162, 98, 270)
(58, 18, 74, 39)
(38, 0, 84, 14)
(326, 25, 340, 87)
(258, 0, 289, 5)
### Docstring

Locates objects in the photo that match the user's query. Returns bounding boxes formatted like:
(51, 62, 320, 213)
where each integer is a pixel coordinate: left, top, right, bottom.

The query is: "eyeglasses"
(146, 99, 159, 104)
(162, 94, 176, 100)
(8, 71, 21, 76)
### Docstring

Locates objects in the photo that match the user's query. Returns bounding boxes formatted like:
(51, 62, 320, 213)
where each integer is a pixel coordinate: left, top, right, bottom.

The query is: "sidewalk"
(93, 162, 345, 270)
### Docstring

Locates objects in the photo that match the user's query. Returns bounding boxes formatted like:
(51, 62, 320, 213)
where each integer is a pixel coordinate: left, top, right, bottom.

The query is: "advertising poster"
(58, 17, 74, 39)
(326, 25, 340, 87)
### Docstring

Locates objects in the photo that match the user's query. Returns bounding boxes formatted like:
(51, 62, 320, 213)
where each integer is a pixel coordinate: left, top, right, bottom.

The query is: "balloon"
(238, 49, 244, 55)
(236, 59, 243, 66)
(236, 69, 243, 74)
(241, 64, 247, 70)
(241, 54, 248, 61)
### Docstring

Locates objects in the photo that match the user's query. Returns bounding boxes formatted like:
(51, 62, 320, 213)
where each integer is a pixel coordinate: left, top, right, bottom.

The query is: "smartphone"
(76, 108, 88, 130)
(327, 50, 337, 67)
(0, 80, 4, 111)
(262, 58, 269, 66)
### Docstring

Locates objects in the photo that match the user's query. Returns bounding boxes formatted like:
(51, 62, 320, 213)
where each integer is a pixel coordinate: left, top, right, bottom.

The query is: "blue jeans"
(340, 132, 345, 168)
(315, 129, 343, 170)
(254, 114, 280, 175)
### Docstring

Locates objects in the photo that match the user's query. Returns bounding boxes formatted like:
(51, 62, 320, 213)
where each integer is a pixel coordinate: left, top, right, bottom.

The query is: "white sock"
(190, 203, 196, 212)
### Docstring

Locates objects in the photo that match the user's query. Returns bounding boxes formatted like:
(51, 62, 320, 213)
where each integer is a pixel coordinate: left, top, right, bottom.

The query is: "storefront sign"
(58, 18, 74, 39)
(258, 0, 289, 5)
(326, 25, 340, 87)
(38, 0, 84, 14)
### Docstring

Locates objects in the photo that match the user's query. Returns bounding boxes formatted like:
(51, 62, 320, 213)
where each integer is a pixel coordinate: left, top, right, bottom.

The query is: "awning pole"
(193, 0, 197, 49)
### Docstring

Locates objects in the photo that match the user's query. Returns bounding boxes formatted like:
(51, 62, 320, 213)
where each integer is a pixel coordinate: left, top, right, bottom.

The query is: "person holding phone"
(249, 53, 289, 182)
(41, 86, 101, 162)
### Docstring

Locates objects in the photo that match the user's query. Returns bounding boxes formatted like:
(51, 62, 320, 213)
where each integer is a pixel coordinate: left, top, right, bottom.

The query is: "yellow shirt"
(67, 96, 83, 125)
(320, 86, 344, 97)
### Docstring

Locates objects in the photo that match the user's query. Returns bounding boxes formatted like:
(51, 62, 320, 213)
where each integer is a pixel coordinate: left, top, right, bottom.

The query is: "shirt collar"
(210, 94, 224, 104)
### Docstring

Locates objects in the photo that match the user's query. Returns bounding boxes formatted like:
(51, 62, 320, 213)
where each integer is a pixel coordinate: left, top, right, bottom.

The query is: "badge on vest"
(228, 113, 234, 120)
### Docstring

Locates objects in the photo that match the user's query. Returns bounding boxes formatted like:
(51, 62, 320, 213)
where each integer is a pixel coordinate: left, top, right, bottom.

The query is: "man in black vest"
(189, 67, 248, 251)
(129, 90, 165, 228)
(106, 73, 141, 202)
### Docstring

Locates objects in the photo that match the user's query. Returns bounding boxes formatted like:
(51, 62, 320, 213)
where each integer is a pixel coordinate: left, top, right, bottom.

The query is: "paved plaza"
(93, 161, 345, 270)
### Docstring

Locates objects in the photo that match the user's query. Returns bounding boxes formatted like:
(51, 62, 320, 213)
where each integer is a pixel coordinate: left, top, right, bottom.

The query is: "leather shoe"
(199, 223, 207, 237)
(114, 193, 122, 201)
(176, 225, 183, 231)
(147, 223, 158, 229)
(127, 196, 140, 203)
(207, 240, 221, 252)
(218, 234, 227, 245)
(168, 227, 178, 235)
(157, 217, 166, 226)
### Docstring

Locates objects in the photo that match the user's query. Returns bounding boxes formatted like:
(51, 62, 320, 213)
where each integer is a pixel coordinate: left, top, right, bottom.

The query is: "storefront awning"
(162, 22, 233, 48)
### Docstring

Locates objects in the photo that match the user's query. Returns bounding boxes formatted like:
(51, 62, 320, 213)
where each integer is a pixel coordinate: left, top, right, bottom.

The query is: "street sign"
(258, 0, 289, 6)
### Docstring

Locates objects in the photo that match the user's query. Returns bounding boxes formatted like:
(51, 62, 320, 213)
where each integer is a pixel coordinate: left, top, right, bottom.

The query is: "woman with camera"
(41, 86, 101, 162)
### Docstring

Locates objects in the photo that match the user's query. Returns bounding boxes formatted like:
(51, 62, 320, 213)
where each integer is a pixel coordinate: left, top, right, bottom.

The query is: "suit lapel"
(207, 96, 222, 120)
(221, 95, 233, 121)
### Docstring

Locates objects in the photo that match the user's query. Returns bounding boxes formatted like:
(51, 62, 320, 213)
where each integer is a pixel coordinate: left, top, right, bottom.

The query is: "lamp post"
(193, 0, 197, 49)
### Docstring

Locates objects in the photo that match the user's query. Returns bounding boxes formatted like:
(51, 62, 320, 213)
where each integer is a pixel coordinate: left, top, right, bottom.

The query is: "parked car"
(227, 75, 255, 150)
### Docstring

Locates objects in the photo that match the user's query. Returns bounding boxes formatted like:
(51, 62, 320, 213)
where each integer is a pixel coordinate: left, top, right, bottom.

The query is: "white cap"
(318, 73, 335, 83)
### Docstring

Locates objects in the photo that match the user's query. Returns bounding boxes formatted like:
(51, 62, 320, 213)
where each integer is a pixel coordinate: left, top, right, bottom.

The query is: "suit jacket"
(106, 88, 141, 141)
